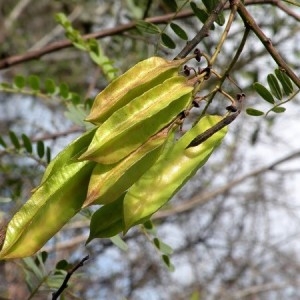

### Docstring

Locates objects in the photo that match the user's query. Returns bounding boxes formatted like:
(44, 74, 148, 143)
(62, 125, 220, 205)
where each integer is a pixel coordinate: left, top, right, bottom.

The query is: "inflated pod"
(79, 76, 194, 164)
(86, 130, 177, 241)
(123, 115, 228, 231)
(39, 128, 97, 186)
(83, 125, 174, 207)
(85, 56, 190, 125)
(0, 128, 98, 258)
(0, 160, 95, 259)
(86, 195, 125, 241)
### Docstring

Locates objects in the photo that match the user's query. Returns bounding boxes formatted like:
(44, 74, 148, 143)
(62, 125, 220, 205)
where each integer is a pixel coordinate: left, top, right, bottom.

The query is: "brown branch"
(244, 0, 300, 22)
(30, 126, 83, 142)
(233, 281, 300, 299)
(154, 151, 300, 219)
(175, 0, 229, 59)
(187, 93, 243, 148)
(0, 0, 298, 70)
(0, 10, 192, 70)
(42, 234, 88, 253)
(237, 2, 300, 88)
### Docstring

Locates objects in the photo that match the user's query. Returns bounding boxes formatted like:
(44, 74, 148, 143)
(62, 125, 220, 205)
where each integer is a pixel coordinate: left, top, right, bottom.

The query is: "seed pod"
(0, 128, 98, 258)
(83, 125, 174, 207)
(86, 195, 125, 242)
(0, 160, 95, 259)
(39, 128, 96, 186)
(79, 76, 194, 164)
(123, 115, 228, 231)
(86, 56, 190, 124)
(86, 128, 177, 241)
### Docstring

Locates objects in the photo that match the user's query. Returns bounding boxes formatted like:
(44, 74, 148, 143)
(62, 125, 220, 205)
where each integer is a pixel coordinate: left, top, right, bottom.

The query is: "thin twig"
(210, 0, 239, 65)
(0, 10, 192, 70)
(187, 93, 245, 148)
(244, 0, 300, 21)
(52, 255, 89, 300)
(199, 19, 250, 117)
(4, 0, 33, 30)
(42, 234, 88, 253)
(187, 110, 240, 148)
(0, 0, 298, 70)
(142, 0, 153, 19)
(175, 0, 229, 59)
(30, 126, 83, 142)
(265, 89, 300, 116)
(29, 6, 83, 51)
(233, 281, 300, 299)
(237, 2, 300, 88)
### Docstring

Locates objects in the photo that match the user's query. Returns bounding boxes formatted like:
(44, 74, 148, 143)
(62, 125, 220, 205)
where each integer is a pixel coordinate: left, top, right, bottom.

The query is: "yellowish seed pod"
(123, 115, 228, 231)
(83, 125, 173, 207)
(85, 56, 191, 124)
(79, 76, 194, 164)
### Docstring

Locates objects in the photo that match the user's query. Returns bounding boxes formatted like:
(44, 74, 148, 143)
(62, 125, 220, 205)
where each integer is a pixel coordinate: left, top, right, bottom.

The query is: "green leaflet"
(0, 160, 95, 259)
(123, 115, 228, 231)
(274, 68, 293, 96)
(79, 76, 193, 164)
(83, 125, 174, 207)
(85, 56, 189, 124)
(253, 82, 275, 104)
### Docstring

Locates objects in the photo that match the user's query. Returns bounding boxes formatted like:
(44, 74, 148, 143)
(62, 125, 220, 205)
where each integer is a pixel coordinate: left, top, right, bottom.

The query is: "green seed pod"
(39, 128, 96, 186)
(79, 76, 194, 164)
(0, 160, 95, 259)
(0, 128, 99, 258)
(86, 130, 177, 241)
(83, 125, 174, 207)
(123, 115, 228, 231)
(86, 56, 190, 125)
(86, 195, 125, 242)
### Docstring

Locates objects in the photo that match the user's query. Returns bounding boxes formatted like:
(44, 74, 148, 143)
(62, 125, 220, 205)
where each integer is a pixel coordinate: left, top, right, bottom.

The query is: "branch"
(244, 0, 300, 22)
(42, 234, 88, 253)
(0, 10, 192, 70)
(175, 0, 229, 59)
(187, 92, 243, 148)
(237, 2, 300, 88)
(1, 0, 297, 70)
(52, 255, 89, 300)
(233, 281, 298, 299)
(30, 126, 83, 142)
(4, 0, 33, 30)
(29, 6, 83, 51)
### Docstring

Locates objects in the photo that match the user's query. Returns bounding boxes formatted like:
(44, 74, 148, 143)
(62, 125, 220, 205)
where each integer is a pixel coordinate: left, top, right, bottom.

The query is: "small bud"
(178, 110, 189, 120)
(192, 100, 200, 107)
(200, 67, 211, 80)
(226, 105, 238, 112)
(237, 93, 246, 101)
(194, 48, 202, 62)
(183, 65, 191, 76)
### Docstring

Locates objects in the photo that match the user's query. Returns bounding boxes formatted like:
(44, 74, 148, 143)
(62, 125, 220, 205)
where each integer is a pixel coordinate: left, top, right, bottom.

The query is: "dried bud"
(194, 48, 202, 62)
(192, 100, 200, 107)
(183, 65, 191, 76)
(226, 105, 238, 112)
(200, 67, 211, 80)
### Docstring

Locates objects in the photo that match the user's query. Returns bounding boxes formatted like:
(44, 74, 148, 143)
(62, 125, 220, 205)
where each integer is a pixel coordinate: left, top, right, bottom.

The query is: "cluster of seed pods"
(0, 51, 228, 259)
